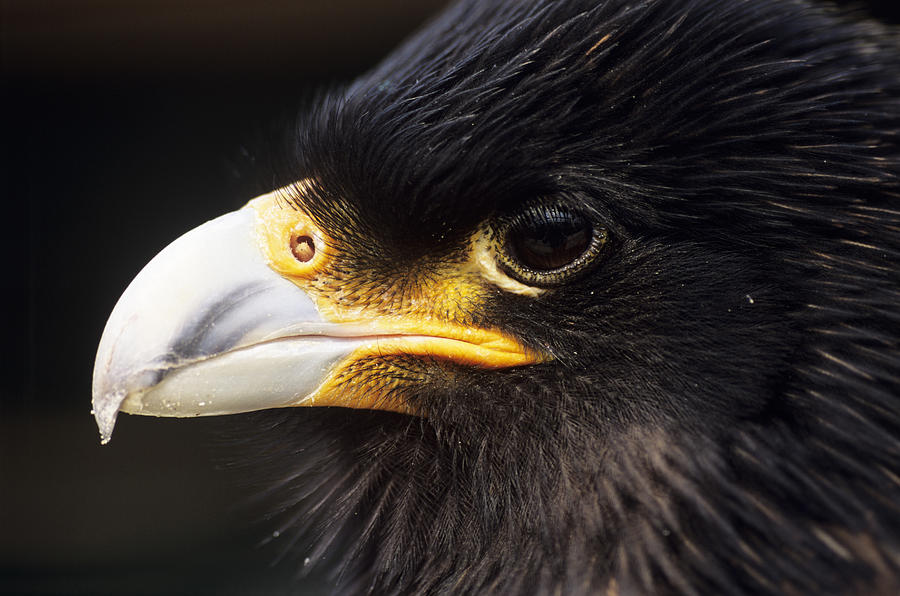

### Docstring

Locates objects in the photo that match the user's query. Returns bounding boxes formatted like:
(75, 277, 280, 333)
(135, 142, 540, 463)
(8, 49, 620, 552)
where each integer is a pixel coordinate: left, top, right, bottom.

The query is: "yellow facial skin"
(246, 187, 544, 414)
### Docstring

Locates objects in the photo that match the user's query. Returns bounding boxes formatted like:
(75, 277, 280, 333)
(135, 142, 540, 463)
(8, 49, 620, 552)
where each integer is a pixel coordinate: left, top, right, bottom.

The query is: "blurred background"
(1, 1, 898, 594)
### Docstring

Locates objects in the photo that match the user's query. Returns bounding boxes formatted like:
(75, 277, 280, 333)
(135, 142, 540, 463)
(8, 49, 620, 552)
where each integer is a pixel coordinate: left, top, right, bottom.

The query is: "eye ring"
(493, 200, 608, 287)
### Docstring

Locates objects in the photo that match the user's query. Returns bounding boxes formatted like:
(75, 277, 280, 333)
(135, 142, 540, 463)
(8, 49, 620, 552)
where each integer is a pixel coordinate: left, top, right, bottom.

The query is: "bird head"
(92, 0, 900, 593)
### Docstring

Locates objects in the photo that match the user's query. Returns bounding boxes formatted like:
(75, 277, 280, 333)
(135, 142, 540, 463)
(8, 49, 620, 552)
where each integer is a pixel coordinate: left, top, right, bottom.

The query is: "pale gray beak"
(91, 208, 366, 444)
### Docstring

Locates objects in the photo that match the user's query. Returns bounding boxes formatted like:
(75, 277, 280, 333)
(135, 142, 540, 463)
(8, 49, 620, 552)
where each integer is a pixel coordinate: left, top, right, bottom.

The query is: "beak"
(92, 193, 539, 444)
(92, 207, 351, 443)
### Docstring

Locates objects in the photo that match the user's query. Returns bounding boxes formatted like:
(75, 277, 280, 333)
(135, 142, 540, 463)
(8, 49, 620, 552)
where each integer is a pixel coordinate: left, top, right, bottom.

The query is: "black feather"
(230, 0, 900, 594)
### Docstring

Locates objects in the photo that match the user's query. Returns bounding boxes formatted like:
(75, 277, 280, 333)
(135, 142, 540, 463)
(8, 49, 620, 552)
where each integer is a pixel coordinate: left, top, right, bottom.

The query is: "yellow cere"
(247, 189, 331, 280)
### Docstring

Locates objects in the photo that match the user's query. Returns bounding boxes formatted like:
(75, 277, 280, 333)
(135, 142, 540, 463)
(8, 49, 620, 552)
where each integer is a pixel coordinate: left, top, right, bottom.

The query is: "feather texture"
(228, 1, 900, 593)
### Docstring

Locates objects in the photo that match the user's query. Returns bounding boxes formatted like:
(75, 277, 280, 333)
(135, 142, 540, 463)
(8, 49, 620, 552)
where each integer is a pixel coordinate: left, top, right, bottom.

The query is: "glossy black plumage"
(230, 0, 900, 593)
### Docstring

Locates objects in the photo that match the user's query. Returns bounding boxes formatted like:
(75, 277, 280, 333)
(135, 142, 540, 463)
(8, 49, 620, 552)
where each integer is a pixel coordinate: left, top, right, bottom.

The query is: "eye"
(495, 202, 607, 287)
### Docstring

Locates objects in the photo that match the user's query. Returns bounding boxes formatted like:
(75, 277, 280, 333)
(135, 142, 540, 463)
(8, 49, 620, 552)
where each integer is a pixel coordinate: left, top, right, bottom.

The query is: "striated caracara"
(92, 0, 900, 593)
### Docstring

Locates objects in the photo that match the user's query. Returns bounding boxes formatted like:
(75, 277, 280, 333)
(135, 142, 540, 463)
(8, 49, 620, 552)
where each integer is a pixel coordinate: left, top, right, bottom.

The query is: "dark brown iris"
(507, 206, 592, 271)
(495, 201, 607, 287)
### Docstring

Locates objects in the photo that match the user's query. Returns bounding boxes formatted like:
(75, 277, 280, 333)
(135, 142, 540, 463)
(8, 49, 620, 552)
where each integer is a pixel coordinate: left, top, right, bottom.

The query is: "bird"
(91, 0, 900, 594)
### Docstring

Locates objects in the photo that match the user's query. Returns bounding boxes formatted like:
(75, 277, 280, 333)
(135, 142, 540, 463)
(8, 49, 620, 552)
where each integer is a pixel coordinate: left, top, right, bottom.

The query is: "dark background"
(1, 2, 450, 594)
(1, 1, 897, 594)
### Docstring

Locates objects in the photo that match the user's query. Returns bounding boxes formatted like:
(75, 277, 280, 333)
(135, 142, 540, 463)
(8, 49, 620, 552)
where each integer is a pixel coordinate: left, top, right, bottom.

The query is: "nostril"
(291, 234, 316, 263)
